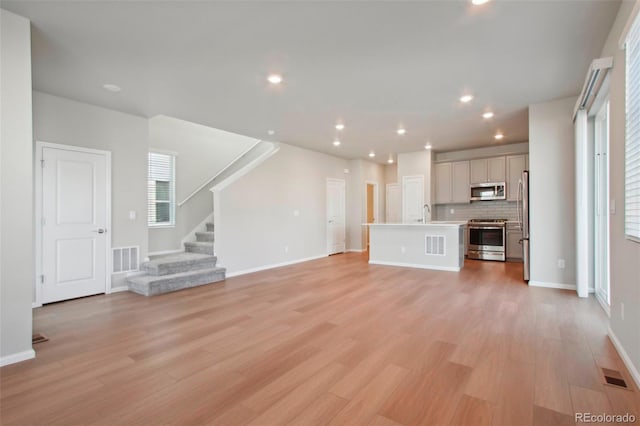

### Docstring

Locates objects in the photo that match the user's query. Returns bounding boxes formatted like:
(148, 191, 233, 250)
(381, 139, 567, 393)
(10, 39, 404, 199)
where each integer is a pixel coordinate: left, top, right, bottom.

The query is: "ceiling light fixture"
(424, 144, 432, 150)
(397, 128, 406, 135)
(388, 158, 394, 164)
(495, 132, 504, 140)
(471, 0, 490, 5)
(482, 112, 494, 119)
(333, 140, 341, 146)
(102, 83, 121, 93)
(267, 74, 283, 84)
(267, 130, 275, 135)
(335, 123, 345, 131)
(369, 152, 376, 158)
(460, 94, 474, 103)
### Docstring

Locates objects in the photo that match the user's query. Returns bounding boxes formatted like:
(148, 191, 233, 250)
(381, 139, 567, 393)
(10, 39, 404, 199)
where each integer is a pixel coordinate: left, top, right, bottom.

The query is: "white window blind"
(626, 11, 640, 242)
(148, 152, 175, 226)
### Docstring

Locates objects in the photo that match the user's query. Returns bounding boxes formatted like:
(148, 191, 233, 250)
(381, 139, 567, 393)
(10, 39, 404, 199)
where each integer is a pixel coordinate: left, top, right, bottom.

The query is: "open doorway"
(365, 181, 378, 251)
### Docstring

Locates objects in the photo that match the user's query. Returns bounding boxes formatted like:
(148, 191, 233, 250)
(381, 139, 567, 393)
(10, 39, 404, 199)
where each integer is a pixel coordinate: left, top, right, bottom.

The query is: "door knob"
(93, 228, 106, 234)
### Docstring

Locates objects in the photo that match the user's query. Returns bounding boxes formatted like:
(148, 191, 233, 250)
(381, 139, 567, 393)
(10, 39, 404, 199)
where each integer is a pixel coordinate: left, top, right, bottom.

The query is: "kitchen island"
(366, 222, 467, 272)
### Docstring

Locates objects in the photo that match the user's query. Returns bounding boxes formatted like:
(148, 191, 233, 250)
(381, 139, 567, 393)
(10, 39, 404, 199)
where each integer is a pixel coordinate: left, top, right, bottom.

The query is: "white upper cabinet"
(470, 157, 506, 184)
(434, 161, 469, 204)
(434, 162, 452, 205)
(506, 155, 527, 201)
(451, 161, 470, 203)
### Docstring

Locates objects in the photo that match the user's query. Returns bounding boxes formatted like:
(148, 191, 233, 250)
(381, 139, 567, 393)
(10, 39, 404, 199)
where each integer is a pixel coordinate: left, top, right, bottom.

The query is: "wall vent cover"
(112, 246, 139, 273)
(425, 235, 446, 256)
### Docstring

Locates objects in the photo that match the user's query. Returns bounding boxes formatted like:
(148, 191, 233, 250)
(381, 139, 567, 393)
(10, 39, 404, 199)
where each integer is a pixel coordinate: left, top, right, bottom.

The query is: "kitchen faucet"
(422, 203, 431, 223)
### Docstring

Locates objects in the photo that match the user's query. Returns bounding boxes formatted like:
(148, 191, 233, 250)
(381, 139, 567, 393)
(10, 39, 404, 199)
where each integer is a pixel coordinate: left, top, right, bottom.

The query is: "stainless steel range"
(467, 219, 507, 262)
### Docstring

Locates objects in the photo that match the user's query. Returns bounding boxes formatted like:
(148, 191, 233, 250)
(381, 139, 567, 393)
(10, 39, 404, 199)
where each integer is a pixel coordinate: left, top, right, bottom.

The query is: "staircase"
(127, 223, 225, 296)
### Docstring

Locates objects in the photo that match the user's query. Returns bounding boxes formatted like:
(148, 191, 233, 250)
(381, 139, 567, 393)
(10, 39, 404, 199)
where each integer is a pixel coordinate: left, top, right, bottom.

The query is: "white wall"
(0, 9, 34, 364)
(148, 115, 259, 252)
(529, 96, 577, 288)
(215, 143, 350, 274)
(600, 0, 640, 385)
(32, 92, 149, 290)
(397, 150, 433, 220)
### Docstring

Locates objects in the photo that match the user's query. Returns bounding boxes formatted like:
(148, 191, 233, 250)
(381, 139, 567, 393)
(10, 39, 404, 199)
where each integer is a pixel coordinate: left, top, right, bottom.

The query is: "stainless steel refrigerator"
(517, 170, 530, 281)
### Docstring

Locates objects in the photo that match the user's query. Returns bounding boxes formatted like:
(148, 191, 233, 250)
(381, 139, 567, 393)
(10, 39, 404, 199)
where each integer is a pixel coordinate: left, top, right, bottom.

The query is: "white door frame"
(594, 101, 611, 314)
(34, 141, 112, 307)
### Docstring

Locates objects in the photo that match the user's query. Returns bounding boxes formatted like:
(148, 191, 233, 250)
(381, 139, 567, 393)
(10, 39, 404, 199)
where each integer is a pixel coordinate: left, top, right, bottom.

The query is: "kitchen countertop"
(363, 221, 467, 227)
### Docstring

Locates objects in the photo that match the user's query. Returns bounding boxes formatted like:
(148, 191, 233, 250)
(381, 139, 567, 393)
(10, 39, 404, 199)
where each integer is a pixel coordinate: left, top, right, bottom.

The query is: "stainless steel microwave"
(470, 182, 506, 201)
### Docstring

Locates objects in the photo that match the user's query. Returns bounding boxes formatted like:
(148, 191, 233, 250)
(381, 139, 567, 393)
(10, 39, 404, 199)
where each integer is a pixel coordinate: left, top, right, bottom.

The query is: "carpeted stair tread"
(184, 241, 214, 255)
(127, 266, 226, 296)
(195, 231, 215, 242)
(143, 252, 217, 275)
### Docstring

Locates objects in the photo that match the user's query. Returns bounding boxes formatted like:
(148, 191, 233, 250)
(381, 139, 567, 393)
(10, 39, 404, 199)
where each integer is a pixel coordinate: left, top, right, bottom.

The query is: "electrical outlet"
(400, 246, 406, 253)
(557, 259, 565, 269)
(621, 302, 625, 320)
(284, 245, 289, 253)
(610, 199, 616, 215)
(450, 208, 455, 214)
(293, 210, 300, 217)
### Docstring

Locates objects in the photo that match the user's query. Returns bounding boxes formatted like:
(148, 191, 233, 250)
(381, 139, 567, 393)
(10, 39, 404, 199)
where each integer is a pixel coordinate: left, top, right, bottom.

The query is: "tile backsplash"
(435, 201, 517, 221)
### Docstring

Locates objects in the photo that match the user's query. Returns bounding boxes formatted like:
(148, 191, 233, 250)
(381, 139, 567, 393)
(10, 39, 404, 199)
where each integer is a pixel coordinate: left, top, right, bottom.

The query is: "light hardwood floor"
(1, 253, 638, 425)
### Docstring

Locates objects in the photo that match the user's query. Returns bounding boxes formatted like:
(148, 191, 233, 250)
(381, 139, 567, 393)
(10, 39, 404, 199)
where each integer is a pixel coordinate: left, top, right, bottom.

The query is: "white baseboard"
(0, 349, 36, 367)
(32, 302, 42, 309)
(110, 286, 130, 293)
(608, 326, 640, 389)
(528, 280, 577, 291)
(225, 254, 327, 278)
(368, 260, 461, 272)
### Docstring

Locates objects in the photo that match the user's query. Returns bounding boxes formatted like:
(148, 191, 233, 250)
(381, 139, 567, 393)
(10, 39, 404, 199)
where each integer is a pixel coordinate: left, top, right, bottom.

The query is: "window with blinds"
(626, 11, 640, 242)
(148, 152, 175, 226)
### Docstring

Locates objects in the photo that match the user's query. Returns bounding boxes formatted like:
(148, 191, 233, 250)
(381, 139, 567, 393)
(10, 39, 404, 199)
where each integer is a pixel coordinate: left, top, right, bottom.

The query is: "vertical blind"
(626, 11, 640, 241)
(148, 152, 175, 226)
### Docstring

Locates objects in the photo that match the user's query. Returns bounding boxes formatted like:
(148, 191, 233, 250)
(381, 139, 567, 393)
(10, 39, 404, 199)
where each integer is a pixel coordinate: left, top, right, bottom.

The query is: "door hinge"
(40, 275, 45, 283)
(41, 217, 46, 226)
(41, 159, 45, 168)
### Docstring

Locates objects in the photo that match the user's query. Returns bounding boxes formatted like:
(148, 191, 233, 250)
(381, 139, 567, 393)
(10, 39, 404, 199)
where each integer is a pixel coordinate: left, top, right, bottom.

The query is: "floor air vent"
(113, 246, 140, 273)
(425, 235, 446, 256)
(32, 333, 49, 344)
(602, 367, 629, 389)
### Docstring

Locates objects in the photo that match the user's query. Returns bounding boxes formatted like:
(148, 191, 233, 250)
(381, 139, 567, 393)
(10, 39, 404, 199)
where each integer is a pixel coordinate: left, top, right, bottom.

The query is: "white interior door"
(386, 183, 401, 223)
(42, 146, 109, 303)
(594, 101, 610, 307)
(327, 178, 346, 255)
(402, 175, 424, 223)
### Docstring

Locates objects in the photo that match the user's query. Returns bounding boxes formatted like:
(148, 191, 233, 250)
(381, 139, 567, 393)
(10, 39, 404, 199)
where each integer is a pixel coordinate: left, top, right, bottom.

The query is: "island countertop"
(363, 221, 467, 227)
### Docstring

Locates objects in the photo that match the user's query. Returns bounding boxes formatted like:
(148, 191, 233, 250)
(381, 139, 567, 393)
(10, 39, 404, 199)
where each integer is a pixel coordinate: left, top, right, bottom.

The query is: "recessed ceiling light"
(267, 74, 283, 84)
(267, 130, 275, 135)
(424, 144, 432, 150)
(471, 0, 490, 5)
(369, 152, 376, 158)
(397, 128, 406, 135)
(333, 140, 341, 146)
(388, 158, 394, 164)
(482, 112, 494, 119)
(102, 83, 121, 93)
(335, 123, 345, 131)
(460, 95, 474, 103)
(495, 132, 504, 140)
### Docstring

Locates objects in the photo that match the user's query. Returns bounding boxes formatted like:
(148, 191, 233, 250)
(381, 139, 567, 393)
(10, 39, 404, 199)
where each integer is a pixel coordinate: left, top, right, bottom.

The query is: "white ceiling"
(2, 0, 621, 163)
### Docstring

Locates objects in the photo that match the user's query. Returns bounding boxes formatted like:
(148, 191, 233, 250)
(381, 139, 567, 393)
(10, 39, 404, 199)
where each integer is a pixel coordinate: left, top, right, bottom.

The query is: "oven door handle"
(468, 226, 504, 230)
